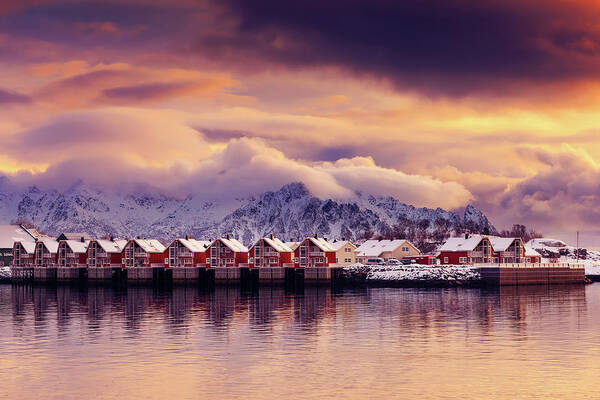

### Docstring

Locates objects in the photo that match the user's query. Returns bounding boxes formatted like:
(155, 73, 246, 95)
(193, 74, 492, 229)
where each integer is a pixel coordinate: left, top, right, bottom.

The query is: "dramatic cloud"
(0, 88, 31, 104)
(203, 0, 600, 96)
(2, 0, 600, 243)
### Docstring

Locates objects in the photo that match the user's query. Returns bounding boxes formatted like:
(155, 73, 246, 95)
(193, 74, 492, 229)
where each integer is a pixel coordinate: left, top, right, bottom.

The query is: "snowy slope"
(526, 237, 600, 275)
(0, 181, 496, 244)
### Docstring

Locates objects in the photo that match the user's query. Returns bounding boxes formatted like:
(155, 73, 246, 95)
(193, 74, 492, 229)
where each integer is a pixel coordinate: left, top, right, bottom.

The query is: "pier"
(9, 263, 586, 286)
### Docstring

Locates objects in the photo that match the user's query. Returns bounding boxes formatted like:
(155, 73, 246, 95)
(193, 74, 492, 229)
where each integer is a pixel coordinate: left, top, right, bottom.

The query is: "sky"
(1, 0, 600, 245)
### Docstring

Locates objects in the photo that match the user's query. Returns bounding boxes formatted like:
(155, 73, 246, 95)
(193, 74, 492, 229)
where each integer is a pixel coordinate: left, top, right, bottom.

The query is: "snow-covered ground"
(0, 266, 10, 281)
(527, 237, 600, 276)
(341, 264, 480, 285)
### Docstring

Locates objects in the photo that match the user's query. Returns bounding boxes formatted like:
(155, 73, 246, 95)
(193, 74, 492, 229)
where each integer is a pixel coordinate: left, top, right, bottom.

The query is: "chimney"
(270, 233, 274, 239)
(465, 233, 469, 239)
(315, 233, 319, 239)
(185, 234, 189, 240)
(226, 234, 231, 240)
(80, 236, 85, 243)
(110, 236, 114, 242)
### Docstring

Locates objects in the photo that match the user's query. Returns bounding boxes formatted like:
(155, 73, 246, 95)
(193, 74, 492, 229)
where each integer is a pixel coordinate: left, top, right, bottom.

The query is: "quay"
(9, 263, 586, 286)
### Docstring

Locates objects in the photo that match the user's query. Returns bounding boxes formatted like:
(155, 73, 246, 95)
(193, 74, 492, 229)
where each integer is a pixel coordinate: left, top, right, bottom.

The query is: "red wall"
(439, 251, 469, 265)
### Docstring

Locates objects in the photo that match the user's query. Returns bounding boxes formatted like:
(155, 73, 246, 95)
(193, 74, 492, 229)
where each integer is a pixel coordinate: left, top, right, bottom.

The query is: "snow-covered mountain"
(0, 181, 496, 244)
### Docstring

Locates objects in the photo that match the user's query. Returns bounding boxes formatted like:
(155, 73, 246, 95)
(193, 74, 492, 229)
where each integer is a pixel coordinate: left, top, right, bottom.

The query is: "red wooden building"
(57, 239, 89, 267)
(34, 238, 59, 267)
(12, 241, 36, 267)
(438, 235, 493, 265)
(122, 239, 166, 268)
(87, 239, 128, 268)
(206, 235, 249, 267)
(525, 246, 542, 263)
(293, 235, 337, 268)
(249, 234, 294, 268)
(402, 255, 438, 265)
(489, 237, 526, 264)
(164, 238, 211, 267)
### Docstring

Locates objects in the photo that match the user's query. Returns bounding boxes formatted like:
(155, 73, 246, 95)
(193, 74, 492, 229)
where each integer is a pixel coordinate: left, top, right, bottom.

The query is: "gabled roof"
(329, 240, 357, 251)
(16, 240, 36, 253)
(63, 239, 89, 253)
(306, 237, 336, 252)
(525, 246, 542, 257)
(39, 238, 59, 253)
(253, 236, 293, 252)
(57, 232, 93, 241)
(94, 239, 127, 253)
(285, 241, 300, 250)
(438, 235, 487, 252)
(174, 238, 212, 252)
(132, 239, 166, 253)
(355, 239, 416, 257)
(0, 225, 37, 249)
(489, 237, 520, 252)
(217, 237, 248, 252)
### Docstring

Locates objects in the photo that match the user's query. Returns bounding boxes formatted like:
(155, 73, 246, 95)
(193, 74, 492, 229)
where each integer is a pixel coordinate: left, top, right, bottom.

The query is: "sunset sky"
(2, 0, 600, 244)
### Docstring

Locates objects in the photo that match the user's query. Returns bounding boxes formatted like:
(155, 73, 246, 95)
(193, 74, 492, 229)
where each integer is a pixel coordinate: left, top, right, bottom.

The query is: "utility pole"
(577, 231, 579, 262)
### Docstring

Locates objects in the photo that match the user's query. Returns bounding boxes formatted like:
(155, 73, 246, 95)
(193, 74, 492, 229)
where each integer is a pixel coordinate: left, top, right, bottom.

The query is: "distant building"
(329, 240, 357, 267)
(249, 234, 294, 267)
(438, 234, 537, 265)
(403, 255, 438, 265)
(355, 239, 420, 264)
(122, 239, 167, 268)
(87, 239, 128, 268)
(524, 246, 542, 263)
(164, 237, 211, 267)
(293, 235, 337, 268)
(206, 235, 249, 267)
(57, 232, 93, 242)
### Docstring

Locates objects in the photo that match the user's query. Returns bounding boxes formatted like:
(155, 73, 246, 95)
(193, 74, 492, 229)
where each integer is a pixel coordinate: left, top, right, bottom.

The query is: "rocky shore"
(339, 264, 482, 287)
(0, 267, 10, 283)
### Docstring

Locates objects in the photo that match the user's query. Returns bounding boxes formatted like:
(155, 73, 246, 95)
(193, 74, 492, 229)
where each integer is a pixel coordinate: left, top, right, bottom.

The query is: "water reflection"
(0, 283, 596, 400)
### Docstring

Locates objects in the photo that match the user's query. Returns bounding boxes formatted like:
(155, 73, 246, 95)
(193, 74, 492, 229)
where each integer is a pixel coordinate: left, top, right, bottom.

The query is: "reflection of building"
(355, 239, 420, 264)
(249, 235, 294, 267)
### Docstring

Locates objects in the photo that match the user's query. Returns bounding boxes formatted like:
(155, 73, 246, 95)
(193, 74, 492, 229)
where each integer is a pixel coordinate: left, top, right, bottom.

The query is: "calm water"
(0, 283, 599, 399)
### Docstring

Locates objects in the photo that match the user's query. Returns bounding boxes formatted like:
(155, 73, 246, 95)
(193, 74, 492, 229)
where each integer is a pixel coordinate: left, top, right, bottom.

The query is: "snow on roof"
(175, 238, 212, 252)
(64, 239, 89, 253)
(0, 225, 37, 249)
(39, 238, 59, 253)
(328, 240, 356, 251)
(133, 239, 166, 253)
(438, 236, 486, 252)
(488, 237, 518, 252)
(58, 232, 93, 241)
(258, 236, 293, 252)
(219, 237, 248, 252)
(16, 240, 36, 253)
(355, 239, 414, 257)
(95, 239, 127, 253)
(307, 237, 336, 252)
(525, 246, 542, 257)
(527, 238, 567, 248)
(285, 241, 300, 250)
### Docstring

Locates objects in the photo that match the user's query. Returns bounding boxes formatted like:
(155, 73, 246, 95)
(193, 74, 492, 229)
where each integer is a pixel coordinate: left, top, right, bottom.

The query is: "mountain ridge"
(0, 181, 496, 244)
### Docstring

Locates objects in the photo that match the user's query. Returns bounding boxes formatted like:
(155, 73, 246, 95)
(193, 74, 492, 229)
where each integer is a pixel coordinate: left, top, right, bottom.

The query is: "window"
(345, 258, 352, 263)
(345, 247, 352, 253)
(525, 257, 531, 263)
(402, 247, 409, 252)
(459, 257, 467, 263)
(300, 257, 306, 266)
(493, 258, 498, 263)
(443, 257, 448, 264)
(336, 257, 339, 263)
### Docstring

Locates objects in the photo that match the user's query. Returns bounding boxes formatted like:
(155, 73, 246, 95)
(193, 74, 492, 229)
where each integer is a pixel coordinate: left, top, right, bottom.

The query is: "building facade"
(165, 238, 211, 267)
(206, 235, 249, 267)
(249, 235, 294, 268)
(293, 235, 337, 268)
(355, 239, 421, 264)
